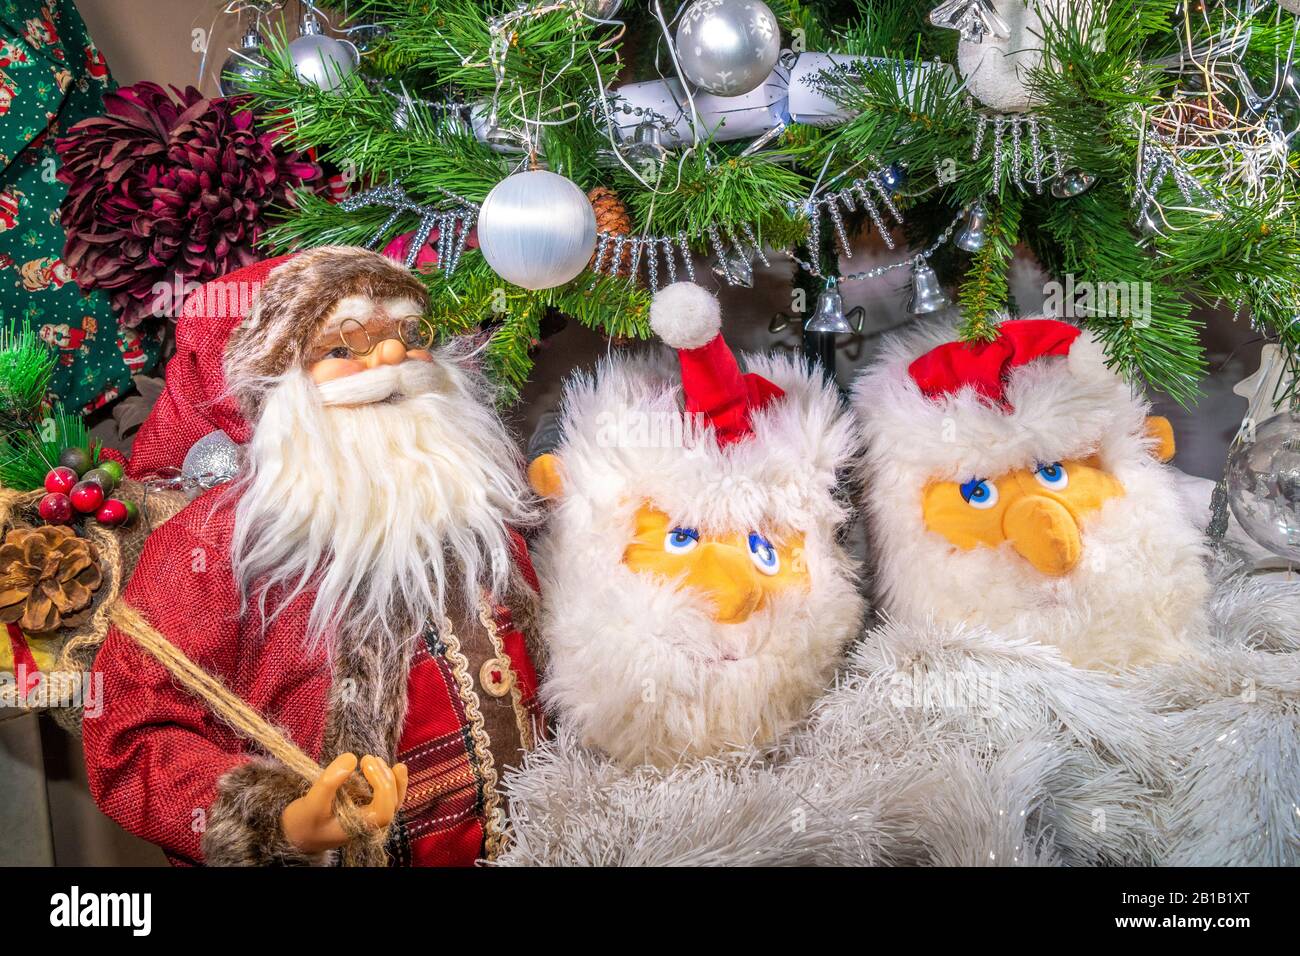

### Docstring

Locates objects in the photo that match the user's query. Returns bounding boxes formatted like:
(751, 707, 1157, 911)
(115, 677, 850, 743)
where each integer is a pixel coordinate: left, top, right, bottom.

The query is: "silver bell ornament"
(1050, 168, 1097, 199)
(289, 12, 358, 92)
(675, 0, 781, 97)
(1226, 405, 1300, 560)
(955, 201, 989, 252)
(625, 120, 668, 169)
(804, 278, 865, 334)
(219, 27, 269, 97)
(907, 259, 949, 314)
(181, 429, 240, 486)
(476, 169, 598, 290)
(710, 250, 754, 288)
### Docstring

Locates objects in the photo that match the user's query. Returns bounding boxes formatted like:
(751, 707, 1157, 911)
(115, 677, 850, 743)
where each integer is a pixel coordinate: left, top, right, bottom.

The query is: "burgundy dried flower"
(56, 83, 320, 327)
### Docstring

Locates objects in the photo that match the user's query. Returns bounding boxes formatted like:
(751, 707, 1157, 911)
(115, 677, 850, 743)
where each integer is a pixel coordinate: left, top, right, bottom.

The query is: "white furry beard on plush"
(228, 353, 532, 653)
(866, 452, 1211, 670)
(536, 503, 864, 768)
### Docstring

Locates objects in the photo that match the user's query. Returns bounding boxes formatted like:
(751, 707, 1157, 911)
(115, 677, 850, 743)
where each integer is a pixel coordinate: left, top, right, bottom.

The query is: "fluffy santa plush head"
(852, 317, 1209, 669)
(221, 246, 531, 653)
(528, 282, 864, 767)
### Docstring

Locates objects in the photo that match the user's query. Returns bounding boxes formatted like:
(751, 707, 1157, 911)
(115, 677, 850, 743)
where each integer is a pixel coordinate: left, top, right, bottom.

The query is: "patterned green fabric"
(0, 0, 161, 413)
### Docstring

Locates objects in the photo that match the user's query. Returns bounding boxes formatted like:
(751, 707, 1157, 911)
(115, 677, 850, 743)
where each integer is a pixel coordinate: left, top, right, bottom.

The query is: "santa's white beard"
(537, 517, 864, 767)
(873, 461, 1211, 670)
(229, 356, 531, 653)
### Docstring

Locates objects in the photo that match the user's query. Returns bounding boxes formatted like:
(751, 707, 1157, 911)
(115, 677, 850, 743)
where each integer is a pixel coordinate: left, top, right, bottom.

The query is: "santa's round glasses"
(337, 317, 435, 357)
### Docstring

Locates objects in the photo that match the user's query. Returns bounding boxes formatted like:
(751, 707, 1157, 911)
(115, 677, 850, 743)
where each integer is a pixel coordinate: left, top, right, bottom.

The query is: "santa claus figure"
(19, 255, 72, 291)
(84, 247, 543, 866)
(853, 318, 1210, 669)
(526, 283, 863, 767)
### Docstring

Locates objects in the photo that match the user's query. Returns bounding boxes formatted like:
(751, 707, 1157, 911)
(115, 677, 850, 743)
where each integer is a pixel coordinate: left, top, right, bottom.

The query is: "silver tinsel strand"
(708, 224, 736, 284)
(972, 115, 988, 161)
(1028, 118, 1045, 194)
(627, 236, 643, 283)
(678, 232, 696, 282)
(827, 194, 852, 258)
(741, 221, 769, 267)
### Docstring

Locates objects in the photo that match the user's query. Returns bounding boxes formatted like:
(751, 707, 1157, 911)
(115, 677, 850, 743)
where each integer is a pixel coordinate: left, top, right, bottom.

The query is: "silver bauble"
(289, 16, 357, 92)
(219, 28, 269, 97)
(476, 170, 598, 290)
(675, 0, 781, 97)
(1279, 0, 1300, 15)
(1226, 408, 1300, 561)
(181, 429, 241, 486)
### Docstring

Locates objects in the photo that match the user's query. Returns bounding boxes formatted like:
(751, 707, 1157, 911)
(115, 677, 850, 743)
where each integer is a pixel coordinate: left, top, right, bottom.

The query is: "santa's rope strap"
(106, 600, 387, 865)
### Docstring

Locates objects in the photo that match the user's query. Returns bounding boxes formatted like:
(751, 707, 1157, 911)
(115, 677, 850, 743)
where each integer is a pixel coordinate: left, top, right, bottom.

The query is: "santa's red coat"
(83, 489, 542, 866)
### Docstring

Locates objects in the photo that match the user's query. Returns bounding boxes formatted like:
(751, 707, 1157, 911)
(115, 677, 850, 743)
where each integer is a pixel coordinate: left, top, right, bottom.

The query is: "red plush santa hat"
(541, 282, 856, 537)
(126, 255, 292, 479)
(853, 316, 1146, 486)
(126, 247, 429, 479)
(648, 282, 785, 446)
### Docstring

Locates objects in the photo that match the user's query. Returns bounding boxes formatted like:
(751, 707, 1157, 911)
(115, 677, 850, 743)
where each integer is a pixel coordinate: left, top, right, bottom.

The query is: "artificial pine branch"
(242, 0, 1299, 403)
(958, 193, 1021, 341)
(0, 322, 56, 430)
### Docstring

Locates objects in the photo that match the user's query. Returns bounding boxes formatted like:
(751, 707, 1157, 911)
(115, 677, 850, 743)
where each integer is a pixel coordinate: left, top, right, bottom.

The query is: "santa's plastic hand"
(281, 753, 410, 854)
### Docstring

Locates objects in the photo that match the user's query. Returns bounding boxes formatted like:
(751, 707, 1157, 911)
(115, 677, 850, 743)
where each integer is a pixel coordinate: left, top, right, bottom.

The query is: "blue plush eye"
(959, 477, 999, 510)
(747, 532, 780, 575)
(1034, 462, 1069, 491)
(664, 527, 699, 554)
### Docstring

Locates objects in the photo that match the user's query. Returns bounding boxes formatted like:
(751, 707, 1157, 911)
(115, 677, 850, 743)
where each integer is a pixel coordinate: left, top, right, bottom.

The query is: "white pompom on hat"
(649, 281, 723, 350)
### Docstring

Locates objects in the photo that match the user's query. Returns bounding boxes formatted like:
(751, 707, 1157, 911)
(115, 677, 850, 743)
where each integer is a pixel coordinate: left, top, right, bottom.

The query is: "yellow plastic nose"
(689, 544, 764, 624)
(364, 337, 408, 368)
(1001, 494, 1082, 576)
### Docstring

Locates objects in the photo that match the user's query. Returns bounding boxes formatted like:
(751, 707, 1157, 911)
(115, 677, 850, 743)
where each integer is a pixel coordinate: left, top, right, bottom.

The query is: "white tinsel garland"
(498, 555, 1300, 866)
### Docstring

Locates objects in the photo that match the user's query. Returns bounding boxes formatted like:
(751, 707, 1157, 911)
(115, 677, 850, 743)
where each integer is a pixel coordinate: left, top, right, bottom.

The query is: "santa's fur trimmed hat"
(224, 246, 429, 423)
(854, 317, 1152, 485)
(125, 254, 291, 479)
(852, 316, 1211, 669)
(551, 282, 857, 534)
(126, 247, 429, 478)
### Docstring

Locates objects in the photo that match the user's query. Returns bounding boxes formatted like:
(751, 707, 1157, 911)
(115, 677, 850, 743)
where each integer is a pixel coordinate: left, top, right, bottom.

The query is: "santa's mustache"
(315, 359, 441, 407)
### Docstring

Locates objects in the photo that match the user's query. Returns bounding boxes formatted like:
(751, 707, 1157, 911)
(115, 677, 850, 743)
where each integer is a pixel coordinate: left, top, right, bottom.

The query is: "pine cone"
(0, 526, 102, 634)
(587, 186, 632, 276)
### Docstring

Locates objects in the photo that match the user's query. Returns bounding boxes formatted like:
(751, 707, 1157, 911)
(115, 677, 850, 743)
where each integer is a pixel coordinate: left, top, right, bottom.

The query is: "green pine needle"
(0, 409, 94, 492)
(0, 321, 56, 429)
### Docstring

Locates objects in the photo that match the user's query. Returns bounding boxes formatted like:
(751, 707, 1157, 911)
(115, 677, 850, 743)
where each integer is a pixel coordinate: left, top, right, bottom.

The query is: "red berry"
(70, 480, 105, 514)
(39, 493, 73, 524)
(95, 499, 129, 527)
(44, 466, 79, 495)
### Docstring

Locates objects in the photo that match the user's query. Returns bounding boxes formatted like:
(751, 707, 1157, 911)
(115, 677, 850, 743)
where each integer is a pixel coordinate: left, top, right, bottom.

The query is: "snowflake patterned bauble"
(675, 0, 781, 97)
(957, 0, 1086, 113)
